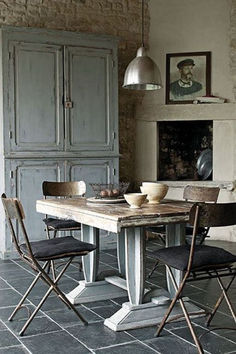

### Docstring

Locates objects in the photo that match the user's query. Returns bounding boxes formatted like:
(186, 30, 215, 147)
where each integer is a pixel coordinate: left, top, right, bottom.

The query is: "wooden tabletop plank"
(36, 198, 192, 233)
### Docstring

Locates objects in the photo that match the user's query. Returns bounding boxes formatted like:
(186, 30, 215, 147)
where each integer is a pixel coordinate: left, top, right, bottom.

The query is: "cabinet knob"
(64, 101, 73, 108)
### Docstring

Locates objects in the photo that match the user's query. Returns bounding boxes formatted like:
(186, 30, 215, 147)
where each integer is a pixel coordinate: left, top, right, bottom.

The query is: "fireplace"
(158, 121, 213, 181)
(135, 103, 236, 241)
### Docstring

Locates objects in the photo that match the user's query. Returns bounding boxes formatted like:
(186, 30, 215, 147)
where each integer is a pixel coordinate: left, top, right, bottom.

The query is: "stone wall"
(231, 0, 236, 101)
(0, 0, 149, 185)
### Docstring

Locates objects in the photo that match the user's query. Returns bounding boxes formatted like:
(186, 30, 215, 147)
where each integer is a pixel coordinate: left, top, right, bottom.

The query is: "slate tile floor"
(0, 239, 235, 354)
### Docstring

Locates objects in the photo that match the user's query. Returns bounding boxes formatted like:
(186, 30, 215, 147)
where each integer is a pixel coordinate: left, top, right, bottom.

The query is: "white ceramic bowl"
(140, 183, 168, 204)
(124, 193, 147, 209)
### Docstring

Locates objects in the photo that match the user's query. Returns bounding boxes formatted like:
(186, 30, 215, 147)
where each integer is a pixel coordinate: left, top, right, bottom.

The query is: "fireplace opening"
(158, 120, 213, 181)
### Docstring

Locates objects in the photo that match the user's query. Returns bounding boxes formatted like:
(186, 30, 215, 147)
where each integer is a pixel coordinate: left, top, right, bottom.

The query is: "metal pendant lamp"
(123, 0, 162, 90)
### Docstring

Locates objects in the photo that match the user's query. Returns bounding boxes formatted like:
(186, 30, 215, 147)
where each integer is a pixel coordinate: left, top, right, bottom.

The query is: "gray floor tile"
(66, 322, 134, 350)
(0, 289, 24, 308)
(0, 330, 20, 348)
(90, 303, 121, 319)
(45, 307, 102, 328)
(21, 330, 90, 354)
(94, 341, 159, 353)
(83, 299, 114, 309)
(145, 334, 198, 354)
(0, 321, 6, 330)
(0, 305, 42, 322)
(6, 316, 61, 337)
(171, 324, 236, 353)
(0, 346, 30, 354)
(127, 325, 160, 341)
(0, 270, 33, 282)
(0, 279, 10, 290)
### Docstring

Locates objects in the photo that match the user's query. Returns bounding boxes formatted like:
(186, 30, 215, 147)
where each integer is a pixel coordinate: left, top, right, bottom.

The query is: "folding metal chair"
(147, 185, 220, 278)
(153, 202, 236, 354)
(1, 193, 96, 336)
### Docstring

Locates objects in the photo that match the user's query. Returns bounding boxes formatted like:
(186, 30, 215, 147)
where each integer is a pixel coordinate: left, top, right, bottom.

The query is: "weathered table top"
(36, 198, 192, 233)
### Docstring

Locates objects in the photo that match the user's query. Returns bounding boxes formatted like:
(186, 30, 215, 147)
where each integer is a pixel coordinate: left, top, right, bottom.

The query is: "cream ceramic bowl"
(124, 193, 147, 209)
(140, 183, 168, 204)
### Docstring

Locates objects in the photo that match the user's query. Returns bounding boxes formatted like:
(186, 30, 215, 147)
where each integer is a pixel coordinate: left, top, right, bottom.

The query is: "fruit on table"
(106, 189, 113, 197)
(112, 189, 120, 197)
(100, 190, 108, 197)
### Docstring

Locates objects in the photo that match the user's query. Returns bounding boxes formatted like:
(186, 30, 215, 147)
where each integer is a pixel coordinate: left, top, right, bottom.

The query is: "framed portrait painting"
(166, 51, 211, 104)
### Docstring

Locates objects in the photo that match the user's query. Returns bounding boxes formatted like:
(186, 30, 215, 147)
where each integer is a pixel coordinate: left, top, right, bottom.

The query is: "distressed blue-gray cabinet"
(0, 26, 119, 259)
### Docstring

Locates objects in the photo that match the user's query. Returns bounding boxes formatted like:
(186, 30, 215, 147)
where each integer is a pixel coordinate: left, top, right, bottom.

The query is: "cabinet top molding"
(0, 25, 119, 46)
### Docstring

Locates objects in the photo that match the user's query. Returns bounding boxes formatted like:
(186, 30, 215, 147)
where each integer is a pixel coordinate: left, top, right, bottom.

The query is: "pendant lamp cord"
(141, 0, 144, 47)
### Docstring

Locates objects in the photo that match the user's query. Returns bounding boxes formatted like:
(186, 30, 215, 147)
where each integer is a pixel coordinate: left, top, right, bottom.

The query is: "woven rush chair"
(153, 202, 236, 354)
(147, 185, 220, 279)
(42, 181, 86, 239)
(1, 193, 96, 336)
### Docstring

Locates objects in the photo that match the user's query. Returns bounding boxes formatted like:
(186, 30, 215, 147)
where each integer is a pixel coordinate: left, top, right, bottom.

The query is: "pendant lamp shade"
(123, 0, 162, 90)
(123, 46, 162, 90)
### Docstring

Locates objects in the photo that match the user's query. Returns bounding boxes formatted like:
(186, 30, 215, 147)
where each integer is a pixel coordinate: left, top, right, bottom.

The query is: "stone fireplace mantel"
(136, 102, 236, 122)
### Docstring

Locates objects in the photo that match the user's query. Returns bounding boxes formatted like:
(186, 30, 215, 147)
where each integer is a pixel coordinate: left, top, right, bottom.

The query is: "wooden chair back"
(42, 181, 86, 198)
(183, 185, 220, 203)
(1, 194, 33, 259)
(189, 202, 236, 228)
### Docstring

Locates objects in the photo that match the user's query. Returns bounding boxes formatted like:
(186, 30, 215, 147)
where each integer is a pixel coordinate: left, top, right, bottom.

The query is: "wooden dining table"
(36, 198, 201, 331)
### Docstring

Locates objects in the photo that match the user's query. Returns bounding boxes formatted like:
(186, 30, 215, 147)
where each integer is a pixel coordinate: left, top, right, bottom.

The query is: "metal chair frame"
(147, 185, 220, 279)
(42, 181, 86, 278)
(155, 202, 236, 354)
(1, 194, 89, 336)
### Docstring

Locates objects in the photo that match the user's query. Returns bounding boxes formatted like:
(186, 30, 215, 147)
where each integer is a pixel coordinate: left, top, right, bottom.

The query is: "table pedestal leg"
(104, 224, 201, 331)
(66, 225, 127, 304)
(117, 230, 126, 278)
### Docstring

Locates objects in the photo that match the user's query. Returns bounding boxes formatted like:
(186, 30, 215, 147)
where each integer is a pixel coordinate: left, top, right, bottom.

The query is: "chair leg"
(178, 298, 204, 354)
(148, 260, 159, 279)
(8, 261, 50, 321)
(155, 266, 188, 337)
(18, 258, 87, 336)
(38, 258, 88, 326)
(156, 266, 204, 354)
(206, 274, 236, 327)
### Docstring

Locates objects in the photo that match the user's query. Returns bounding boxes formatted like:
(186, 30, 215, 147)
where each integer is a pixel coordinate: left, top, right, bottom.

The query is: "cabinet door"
(7, 160, 64, 245)
(64, 46, 116, 152)
(66, 159, 115, 197)
(7, 42, 64, 152)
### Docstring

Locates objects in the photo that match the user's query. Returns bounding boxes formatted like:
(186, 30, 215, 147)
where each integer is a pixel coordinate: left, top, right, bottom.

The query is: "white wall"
(148, 0, 234, 103)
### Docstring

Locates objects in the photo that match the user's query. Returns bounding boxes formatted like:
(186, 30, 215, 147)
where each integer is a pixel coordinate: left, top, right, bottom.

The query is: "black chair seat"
(43, 217, 81, 230)
(20, 236, 96, 261)
(153, 245, 236, 271)
(185, 225, 206, 235)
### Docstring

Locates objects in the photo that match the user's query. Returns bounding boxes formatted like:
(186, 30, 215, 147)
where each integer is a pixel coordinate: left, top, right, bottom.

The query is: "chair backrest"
(42, 181, 86, 198)
(183, 185, 220, 203)
(189, 202, 236, 228)
(1, 194, 33, 259)
(186, 201, 236, 272)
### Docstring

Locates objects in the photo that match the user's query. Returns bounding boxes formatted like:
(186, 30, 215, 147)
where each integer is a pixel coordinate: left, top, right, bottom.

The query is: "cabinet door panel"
(67, 159, 114, 197)
(8, 42, 64, 152)
(7, 160, 64, 245)
(65, 47, 115, 152)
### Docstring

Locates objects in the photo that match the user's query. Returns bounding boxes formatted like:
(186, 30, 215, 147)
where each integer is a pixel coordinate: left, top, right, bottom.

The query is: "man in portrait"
(170, 59, 203, 100)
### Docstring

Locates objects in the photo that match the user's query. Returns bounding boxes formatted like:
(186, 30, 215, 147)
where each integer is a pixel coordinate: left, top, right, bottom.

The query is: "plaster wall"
(148, 0, 234, 104)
